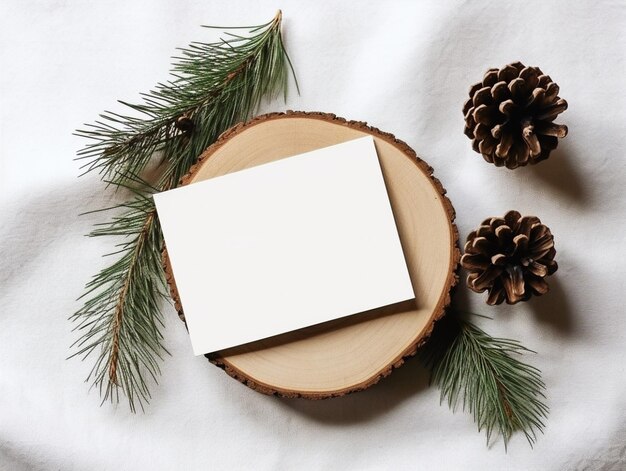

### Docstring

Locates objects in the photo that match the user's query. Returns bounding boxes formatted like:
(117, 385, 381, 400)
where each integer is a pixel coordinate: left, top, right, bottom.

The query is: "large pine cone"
(461, 211, 558, 305)
(463, 62, 568, 169)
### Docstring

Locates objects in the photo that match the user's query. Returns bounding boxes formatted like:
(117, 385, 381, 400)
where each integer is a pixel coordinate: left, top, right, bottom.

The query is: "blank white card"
(154, 136, 415, 355)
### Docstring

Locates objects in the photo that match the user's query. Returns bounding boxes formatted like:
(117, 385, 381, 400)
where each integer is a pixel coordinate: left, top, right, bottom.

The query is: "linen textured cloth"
(1, 1, 625, 469)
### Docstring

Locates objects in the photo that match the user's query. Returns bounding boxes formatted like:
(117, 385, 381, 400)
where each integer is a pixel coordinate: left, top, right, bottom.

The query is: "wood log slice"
(164, 111, 459, 398)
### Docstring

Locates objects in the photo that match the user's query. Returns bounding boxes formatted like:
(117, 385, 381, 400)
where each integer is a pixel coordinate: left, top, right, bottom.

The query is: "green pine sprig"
(70, 11, 297, 412)
(421, 311, 549, 449)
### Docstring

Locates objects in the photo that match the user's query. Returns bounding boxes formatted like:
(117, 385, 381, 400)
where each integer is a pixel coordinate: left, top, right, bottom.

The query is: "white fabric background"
(1, 1, 625, 470)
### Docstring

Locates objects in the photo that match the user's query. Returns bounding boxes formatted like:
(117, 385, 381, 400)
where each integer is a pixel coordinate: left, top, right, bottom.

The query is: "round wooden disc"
(164, 111, 459, 398)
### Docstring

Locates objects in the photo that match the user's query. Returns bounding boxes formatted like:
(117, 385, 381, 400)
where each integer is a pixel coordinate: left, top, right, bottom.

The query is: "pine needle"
(421, 312, 549, 449)
(70, 12, 297, 412)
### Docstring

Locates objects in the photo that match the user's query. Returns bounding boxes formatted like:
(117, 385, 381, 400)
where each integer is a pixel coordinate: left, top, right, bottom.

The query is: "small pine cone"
(463, 62, 568, 169)
(175, 115, 194, 134)
(461, 210, 558, 305)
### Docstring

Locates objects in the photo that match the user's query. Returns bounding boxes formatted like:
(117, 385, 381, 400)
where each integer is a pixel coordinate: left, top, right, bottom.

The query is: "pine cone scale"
(535, 121, 568, 138)
(469, 82, 484, 97)
(503, 265, 525, 303)
(479, 137, 497, 157)
(491, 81, 509, 101)
(462, 254, 491, 270)
(472, 266, 504, 291)
(495, 224, 512, 244)
(463, 98, 473, 117)
(504, 210, 521, 227)
(498, 64, 518, 82)
(508, 78, 526, 99)
(518, 216, 539, 236)
(483, 69, 499, 87)
(474, 123, 490, 140)
(491, 253, 507, 265)
(528, 261, 548, 277)
(536, 100, 567, 120)
(522, 127, 542, 156)
(473, 86, 492, 106)
(496, 133, 513, 158)
(545, 82, 559, 100)
(487, 283, 505, 305)
(519, 67, 539, 89)
(512, 234, 529, 254)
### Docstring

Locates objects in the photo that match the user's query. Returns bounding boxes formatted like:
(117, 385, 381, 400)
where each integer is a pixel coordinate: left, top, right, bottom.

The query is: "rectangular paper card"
(154, 136, 415, 355)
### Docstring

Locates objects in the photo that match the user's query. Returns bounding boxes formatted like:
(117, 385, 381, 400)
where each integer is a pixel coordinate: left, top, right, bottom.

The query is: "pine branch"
(70, 11, 297, 411)
(74, 10, 296, 186)
(421, 312, 549, 449)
